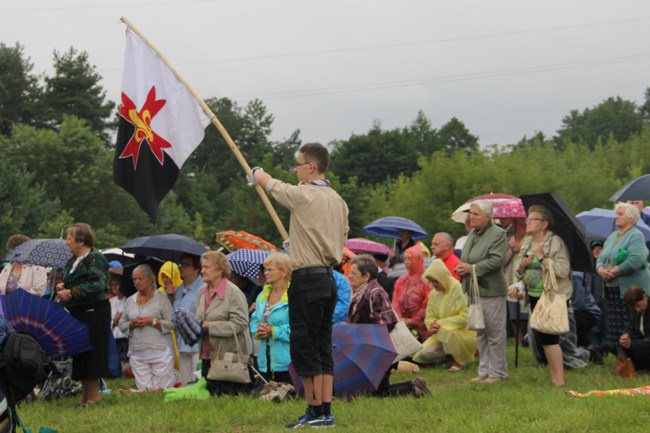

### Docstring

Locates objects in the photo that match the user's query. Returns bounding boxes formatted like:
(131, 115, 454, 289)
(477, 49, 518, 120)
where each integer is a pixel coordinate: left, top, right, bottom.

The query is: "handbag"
(616, 357, 637, 378)
(467, 265, 485, 330)
(367, 286, 422, 362)
(207, 323, 251, 384)
(529, 258, 569, 335)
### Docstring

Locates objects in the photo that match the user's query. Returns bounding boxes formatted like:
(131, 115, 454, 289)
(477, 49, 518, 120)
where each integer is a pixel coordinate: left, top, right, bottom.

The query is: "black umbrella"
(520, 192, 594, 274)
(120, 233, 209, 262)
(608, 174, 650, 202)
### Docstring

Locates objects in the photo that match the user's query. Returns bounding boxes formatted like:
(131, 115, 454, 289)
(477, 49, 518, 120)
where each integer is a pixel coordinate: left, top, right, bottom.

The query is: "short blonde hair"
(264, 252, 292, 278)
(201, 250, 231, 278)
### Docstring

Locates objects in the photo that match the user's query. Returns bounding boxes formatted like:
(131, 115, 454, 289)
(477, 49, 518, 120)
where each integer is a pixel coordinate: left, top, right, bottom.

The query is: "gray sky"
(2, 0, 650, 148)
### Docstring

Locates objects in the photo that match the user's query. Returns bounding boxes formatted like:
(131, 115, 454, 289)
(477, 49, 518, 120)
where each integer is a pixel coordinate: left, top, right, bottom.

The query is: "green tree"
(42, 47, 115, 141)
(0, 42, 44, 136)
(555, 96, 644, 149)
(437, 117, 479, 155)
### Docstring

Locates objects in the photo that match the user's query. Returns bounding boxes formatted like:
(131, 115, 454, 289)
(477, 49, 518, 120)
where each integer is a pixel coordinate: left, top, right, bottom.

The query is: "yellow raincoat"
(157, 261, 182, 371)
(413, 259, 477, 366)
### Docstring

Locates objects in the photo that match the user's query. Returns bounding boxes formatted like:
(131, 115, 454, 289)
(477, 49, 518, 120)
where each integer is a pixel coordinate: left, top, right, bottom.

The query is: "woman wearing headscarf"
(413, 259, 477, 371)
(391, 245, 431, 342)
(510, 204, 572, 386)
(158, 262, 182, 373)
(596, 202, 650, 353)
(55, 223, 110, 405)
(455, 200, 508, 383)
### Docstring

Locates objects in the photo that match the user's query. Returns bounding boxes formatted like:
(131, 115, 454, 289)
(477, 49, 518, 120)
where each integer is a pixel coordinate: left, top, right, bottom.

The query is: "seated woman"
(347, 254, 431, 397)
(413, 259, 477, 371)
(119, 264, 175, 391)
(391, 245, 431, 342)
(196, 251, 252, 396)
(617, 285, 650, 372)
(250, 252, 291, 383)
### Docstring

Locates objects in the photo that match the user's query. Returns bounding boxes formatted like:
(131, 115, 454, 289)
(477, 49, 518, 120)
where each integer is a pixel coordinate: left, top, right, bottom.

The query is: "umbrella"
(492, 199, 527, 219)
(4, 239, 70, 269)
(227, 248, 272, 282)
(577, 208, 650, 244)
(520, 192, 594, 273)
(451, 193, 518, 223)
(100, 247, 136, 266)
(344, 238, 392, 256)
(363, 217, 428, 240)
(0, 289, 92, 358)
(215, 230, 278, 252)
(289, 322, 397, 398)
(608, 174, 650, 202)
(120, 234, 209, 262)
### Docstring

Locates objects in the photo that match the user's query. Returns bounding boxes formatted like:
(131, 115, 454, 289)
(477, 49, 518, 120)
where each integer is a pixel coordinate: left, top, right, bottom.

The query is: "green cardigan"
(596, 227, 650, 297)
(61, 249, 109, 310)
(460, 223, 508, 298)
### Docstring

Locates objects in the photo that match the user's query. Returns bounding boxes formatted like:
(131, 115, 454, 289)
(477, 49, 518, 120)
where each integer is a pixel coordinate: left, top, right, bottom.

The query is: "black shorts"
(289, 267, 337, 377)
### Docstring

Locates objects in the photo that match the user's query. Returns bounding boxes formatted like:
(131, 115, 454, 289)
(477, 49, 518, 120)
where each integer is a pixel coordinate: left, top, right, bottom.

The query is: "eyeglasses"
(263, 267, 276, 273)
(525, 217, 545, 223)
(293, 161, 312, 169)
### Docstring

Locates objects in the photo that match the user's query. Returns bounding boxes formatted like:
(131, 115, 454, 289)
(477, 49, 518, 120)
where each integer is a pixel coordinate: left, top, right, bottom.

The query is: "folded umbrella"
(0, 289, 92, 358)
(173, 307, 202, 346)
(120, 233, 209, 262)
(363, 217, 428, 240)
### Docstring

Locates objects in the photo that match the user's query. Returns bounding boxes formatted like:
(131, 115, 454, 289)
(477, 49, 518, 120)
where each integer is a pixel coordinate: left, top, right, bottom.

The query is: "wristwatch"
(152, 318, 157, 327)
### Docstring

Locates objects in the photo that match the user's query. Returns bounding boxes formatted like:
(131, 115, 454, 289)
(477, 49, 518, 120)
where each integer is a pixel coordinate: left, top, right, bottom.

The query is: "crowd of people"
(1, 142, 649, 429)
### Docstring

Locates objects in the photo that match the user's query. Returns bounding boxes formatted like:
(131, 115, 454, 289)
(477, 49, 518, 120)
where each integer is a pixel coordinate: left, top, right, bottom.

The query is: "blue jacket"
(172, 276, 203, 353)
(570, 272, 601, 317)
(332, 270, 351, 323)
(250, 284, 291, 374)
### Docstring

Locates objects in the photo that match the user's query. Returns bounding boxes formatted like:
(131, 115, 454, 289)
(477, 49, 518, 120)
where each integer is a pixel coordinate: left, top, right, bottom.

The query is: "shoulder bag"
(529, 258, 569, 335)
(207, 323, 251, 383)
(467, 265, 485, 330)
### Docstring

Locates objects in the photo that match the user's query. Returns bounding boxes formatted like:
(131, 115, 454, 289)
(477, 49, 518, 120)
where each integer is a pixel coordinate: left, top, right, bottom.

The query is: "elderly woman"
(173, 253, 203, 385)
(455, 200, 508, 384)
(414, 259, 477, 372)
(392, 245, 432, 342)
(0, 234, 47, 296)
(250, 252, 292, 383)
(119, 264, 175, 391)
(196, 251, 252, 396)
(596, 203, 650, 352)
(509, 204, 572, 386)
(347, 254, 431, 397)
(55, 223, 110, 405)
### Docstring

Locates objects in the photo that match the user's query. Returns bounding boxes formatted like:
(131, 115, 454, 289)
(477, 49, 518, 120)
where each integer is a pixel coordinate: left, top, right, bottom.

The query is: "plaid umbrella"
(289, 322, 397, 397)
(227, 248, 272, 282)
(5, 239, 70, 269)
(0, 289, 91, 358)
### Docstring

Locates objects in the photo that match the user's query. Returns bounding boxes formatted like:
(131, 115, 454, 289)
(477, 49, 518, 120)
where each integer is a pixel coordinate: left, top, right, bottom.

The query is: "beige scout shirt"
(266, 179, 349, 269)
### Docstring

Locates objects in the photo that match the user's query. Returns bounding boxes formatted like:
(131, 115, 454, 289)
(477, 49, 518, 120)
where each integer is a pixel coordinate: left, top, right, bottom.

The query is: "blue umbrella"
(608, 174, 650, 202)
(363, 216, 428, 240)
(576, 208, 650, 243)
(227, 248, 272, 282)
(0, 289, 92, 358)
(120, 233, 209, 262)
(4, 239, 69, 269)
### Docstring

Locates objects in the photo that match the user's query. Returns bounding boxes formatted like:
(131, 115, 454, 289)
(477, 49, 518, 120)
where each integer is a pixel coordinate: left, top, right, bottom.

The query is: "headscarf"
(422, 258, 461, 294)
(158, 261, 182, 291)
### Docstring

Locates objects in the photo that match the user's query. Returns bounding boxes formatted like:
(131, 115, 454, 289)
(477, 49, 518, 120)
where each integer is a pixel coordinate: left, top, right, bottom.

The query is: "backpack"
(0, 332, 50, 403)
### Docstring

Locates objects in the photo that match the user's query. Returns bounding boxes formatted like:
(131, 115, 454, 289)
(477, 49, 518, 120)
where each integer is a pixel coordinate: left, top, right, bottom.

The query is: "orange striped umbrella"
(215, 230, 278, 252)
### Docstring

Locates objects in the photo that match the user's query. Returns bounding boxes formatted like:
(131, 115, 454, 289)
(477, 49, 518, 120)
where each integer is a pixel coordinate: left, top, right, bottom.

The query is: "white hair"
(470, 200, 494, 219)
(616, 202, 640, 225)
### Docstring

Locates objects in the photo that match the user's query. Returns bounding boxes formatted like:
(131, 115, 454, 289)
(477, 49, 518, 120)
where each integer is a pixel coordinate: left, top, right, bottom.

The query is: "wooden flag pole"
(120, 17, 289, 241)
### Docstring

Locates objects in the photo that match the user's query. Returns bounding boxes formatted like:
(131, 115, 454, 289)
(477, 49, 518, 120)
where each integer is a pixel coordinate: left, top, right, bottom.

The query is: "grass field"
(18, 341, 650, 433)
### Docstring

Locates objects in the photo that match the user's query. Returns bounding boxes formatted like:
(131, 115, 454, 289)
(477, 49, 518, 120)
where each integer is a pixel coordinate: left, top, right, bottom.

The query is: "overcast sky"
(2, 0, 650, 149)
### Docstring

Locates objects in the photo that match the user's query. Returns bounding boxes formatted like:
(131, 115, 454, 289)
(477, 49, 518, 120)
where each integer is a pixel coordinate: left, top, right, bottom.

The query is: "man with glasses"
(251, 142, 349, 428)
(173, 253, 203, 385)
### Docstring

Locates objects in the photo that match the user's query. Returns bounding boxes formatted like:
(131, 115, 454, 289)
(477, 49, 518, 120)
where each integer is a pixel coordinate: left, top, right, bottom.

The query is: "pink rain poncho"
(391, 245, 432, 342)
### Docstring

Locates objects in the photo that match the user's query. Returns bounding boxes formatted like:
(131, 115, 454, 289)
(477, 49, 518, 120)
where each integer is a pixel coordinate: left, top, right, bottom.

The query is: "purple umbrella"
(344, 238, 392, 256)
(0, 289, 92, 358)
(363, 217, 428, 240)
(289, 322, 397, 397)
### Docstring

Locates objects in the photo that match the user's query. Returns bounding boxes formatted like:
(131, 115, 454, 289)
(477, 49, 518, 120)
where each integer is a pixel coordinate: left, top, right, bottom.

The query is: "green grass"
(19, 341, 650, 433)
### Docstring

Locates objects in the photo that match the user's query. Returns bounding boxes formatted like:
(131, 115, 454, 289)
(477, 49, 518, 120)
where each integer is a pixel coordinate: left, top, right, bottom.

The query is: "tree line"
(1, 42, 650, 255)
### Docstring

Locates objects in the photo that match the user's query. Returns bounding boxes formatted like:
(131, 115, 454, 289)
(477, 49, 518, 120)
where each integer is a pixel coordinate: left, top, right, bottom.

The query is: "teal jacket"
(250, 284, 291, 374)
(460, 222, 508, 297)
(596, 227, 650, 296)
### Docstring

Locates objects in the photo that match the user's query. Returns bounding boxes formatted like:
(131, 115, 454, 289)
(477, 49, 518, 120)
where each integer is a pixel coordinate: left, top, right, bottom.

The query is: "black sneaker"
(285, 412, 327, 429)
